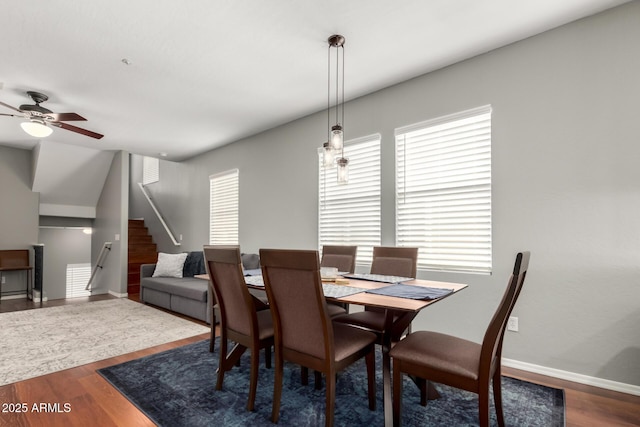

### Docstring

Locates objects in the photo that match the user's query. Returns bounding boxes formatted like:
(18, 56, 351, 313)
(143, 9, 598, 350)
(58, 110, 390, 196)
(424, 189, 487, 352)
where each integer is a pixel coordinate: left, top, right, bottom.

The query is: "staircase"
(127, 219, 158, 294)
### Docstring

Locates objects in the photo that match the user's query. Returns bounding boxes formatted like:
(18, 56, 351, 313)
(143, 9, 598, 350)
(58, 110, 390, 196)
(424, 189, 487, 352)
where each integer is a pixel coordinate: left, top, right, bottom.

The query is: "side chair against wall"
(260, 249, 377, 427)
(390, 251, 530, 427)
(320, 245, 358, 274)
(321, 245, 358, 316)
(203, 246, 274, 412)
(334, 246, 419, 342)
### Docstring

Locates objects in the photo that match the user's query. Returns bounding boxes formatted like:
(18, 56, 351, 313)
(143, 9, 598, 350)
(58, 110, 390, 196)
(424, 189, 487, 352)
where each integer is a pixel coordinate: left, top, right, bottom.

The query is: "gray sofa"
(140, 251, 263, 324)
(140, 251, 211, 323)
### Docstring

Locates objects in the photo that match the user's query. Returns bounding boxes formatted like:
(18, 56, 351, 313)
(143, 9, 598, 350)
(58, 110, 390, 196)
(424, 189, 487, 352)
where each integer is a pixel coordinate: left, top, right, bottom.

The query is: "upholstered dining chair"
(390, 251, 530, 427)
(334, 246, 419, 342)
(260, 248, 377, 427)
(321, 245, 358, 316)
(320, 245, 358, 274)
(203, 245, 274, 412)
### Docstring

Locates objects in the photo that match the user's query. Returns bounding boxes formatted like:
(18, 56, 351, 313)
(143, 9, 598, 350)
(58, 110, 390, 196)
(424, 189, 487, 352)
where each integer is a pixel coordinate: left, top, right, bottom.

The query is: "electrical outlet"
(115, 233, 120, 241)
(1, 276, 5, 284)
(507, 316, 519, 332)
(179, 234, 183, 241)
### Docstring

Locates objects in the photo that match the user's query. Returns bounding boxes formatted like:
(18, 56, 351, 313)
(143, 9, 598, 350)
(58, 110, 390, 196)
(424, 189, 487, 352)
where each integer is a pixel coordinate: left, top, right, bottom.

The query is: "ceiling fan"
(0, 91, 103, 139)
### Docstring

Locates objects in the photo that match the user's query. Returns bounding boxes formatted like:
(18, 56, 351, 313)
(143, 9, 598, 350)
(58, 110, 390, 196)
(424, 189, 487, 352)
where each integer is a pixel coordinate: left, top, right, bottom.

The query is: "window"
(142, 156, 159, 185)
(66, 263, 92, 298)
(395, 106, 492, 274)
(318, 134, 381, 265)
(209, 169, 239, 245)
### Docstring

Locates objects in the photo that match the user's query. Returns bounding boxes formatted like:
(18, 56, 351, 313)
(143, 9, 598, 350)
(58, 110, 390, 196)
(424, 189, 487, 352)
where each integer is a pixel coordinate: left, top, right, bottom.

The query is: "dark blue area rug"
(98, 339, 564, 427)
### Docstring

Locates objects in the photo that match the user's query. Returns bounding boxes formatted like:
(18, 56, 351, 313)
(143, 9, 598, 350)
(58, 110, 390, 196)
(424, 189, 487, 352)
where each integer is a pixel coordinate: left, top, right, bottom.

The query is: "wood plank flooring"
(1, 295, 638, 427)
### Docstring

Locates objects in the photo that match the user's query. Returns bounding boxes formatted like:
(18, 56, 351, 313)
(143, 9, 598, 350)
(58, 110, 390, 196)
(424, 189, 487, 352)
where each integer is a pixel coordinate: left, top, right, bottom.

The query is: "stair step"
(128, 253, 158, 264)
(127, 284, 141, 294)
(128, 219, 146, 228)
(128, 227, 150, 237)
(128, 243, 157, 253)
(129, 235, 153, 244)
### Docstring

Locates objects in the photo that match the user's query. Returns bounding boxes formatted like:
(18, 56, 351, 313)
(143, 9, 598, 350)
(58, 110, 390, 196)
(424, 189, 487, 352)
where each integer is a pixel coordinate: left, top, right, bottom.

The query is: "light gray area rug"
(0, 298, 209, 386)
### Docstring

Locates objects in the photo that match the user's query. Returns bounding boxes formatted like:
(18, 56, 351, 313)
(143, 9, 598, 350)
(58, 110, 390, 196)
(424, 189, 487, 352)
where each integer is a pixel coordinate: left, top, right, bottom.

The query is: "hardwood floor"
(1, 296, 638, 427)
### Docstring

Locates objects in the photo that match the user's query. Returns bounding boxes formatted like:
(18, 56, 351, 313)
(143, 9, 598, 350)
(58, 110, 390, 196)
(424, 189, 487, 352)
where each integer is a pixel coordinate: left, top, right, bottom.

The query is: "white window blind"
(142, 156, 159, 185)
(66, 263, 92, 298)
(209, 169, 239, 245)
(319, 135, 381, 265)
(396, 106, 492, 274)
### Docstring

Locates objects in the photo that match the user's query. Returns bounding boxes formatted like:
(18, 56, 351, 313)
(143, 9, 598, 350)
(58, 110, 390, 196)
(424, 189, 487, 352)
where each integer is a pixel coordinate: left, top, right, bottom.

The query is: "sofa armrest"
(140, 263, 156, 280)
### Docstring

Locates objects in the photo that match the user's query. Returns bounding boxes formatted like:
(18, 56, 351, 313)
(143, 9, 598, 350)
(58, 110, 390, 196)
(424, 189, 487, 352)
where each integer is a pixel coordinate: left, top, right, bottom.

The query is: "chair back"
(321, 245, 358, 273)
(480, 251, 530, 376)
(203, 246, 258, 337)
(260, 249, 332, 360)
(370, 246, 418, 278)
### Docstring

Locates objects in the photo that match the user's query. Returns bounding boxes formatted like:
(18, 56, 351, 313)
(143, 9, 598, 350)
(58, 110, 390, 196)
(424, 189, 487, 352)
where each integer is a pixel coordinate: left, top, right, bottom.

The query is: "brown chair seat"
(255, 309, 274, 340)
(390, 331, 481, 383)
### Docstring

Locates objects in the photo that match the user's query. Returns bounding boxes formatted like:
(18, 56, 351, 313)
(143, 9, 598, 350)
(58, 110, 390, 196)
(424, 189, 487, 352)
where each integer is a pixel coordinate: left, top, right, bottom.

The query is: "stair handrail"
(137, 182, 181, 247)
(86, 241, 112, 291)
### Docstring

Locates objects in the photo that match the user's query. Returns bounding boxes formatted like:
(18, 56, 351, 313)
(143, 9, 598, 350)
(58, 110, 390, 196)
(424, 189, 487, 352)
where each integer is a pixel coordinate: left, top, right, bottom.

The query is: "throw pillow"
(152, 252, 188, 278)
(182, 251, 205, 277)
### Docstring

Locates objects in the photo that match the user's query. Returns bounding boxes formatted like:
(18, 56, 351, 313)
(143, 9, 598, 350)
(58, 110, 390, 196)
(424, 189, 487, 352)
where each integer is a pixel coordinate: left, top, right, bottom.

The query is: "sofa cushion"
(152, 252, 188, 278)
(241, 253, 260, 270)
(141, 277, 208, 302)
(183, 251, 205, 277)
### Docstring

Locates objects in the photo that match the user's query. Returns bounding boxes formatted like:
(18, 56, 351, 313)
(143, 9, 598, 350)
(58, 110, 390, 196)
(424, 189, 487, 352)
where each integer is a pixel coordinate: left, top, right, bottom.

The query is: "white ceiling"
(0, 0, 630, 161)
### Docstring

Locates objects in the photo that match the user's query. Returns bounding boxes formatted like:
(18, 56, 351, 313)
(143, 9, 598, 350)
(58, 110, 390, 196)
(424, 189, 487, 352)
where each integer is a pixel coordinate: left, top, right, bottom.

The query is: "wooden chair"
(260, 248, 377, 427)
(390, 252, 530, 427)
(321, 245, 358, 316)
(320, 245, 358, 274)
(334, 246, 419, 342)
(203, 246, 274, 412)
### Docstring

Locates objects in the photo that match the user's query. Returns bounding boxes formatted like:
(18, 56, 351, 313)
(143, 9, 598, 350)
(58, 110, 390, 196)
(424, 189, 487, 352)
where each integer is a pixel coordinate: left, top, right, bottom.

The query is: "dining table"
(197, 271, 468, 426)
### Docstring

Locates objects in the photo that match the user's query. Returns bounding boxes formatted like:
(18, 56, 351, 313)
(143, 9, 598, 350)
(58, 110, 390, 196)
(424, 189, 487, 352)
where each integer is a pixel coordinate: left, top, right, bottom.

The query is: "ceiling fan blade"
(0, 101, 23, 113)
(52, 122, 104, 139)
(0, 113, 20, 118)
(48, 112, 87, 122)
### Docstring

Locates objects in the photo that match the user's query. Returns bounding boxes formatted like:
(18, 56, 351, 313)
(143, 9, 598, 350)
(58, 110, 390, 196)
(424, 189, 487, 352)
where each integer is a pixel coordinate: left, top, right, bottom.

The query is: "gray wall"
(0, 145, 39, 295)
(38, 227, 92, 300)
(129, 3, 640, 386)
(93, 151, 129, 295)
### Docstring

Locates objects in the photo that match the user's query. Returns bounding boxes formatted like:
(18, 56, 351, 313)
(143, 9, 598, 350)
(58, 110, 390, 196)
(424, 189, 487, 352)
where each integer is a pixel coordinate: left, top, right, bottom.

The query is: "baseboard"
(108, 290, 128, 298)
(503, 358, 640, 396)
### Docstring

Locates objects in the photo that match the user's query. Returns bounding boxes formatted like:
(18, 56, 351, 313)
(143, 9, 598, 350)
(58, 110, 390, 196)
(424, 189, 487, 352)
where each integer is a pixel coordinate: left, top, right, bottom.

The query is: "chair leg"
(272, 352, 284, 423)
(265, 345, 272, 369)
(301, 366, 309, 385)
(493, 369, 505, 427)
(209, 322, 215, 353)
(365, 348, 376, 410)
(393, 361, 403, 427)
(216, 335, 227, 390)
(315, 370, 323, 390)
(247, 346, 259, 411)
(478, 384, 491, 427)
(325, 370, 336, 427)
(418, 377, 427, 406)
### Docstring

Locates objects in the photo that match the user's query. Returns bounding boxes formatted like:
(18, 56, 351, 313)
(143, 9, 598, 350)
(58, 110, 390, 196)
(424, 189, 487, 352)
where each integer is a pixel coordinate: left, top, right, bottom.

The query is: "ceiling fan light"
(21, 120, 53, 138)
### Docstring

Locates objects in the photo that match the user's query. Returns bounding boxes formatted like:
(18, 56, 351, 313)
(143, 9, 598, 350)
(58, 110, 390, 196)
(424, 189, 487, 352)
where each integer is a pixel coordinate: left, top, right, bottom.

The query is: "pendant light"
(322, 34, 349, 184)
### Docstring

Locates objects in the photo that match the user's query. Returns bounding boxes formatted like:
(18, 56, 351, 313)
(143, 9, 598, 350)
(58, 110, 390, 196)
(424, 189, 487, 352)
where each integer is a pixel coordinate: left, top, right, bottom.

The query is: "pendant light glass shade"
(21, 120, 53, 138)
(336, 157, 349, 184)
(330, 125, 343, 151)
(322, 142, 335, 168)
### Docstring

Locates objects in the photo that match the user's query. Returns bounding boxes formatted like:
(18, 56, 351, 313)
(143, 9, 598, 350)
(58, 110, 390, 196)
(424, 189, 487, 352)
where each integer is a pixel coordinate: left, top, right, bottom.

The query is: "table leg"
(382, 309, 394, 427)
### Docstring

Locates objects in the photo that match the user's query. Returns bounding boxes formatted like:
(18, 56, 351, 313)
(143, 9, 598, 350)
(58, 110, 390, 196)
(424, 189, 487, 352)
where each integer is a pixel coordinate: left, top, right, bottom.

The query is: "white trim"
(395, 105, 492, 136)
(502, 358, 640, 396)
(108, 290, 128, 298)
